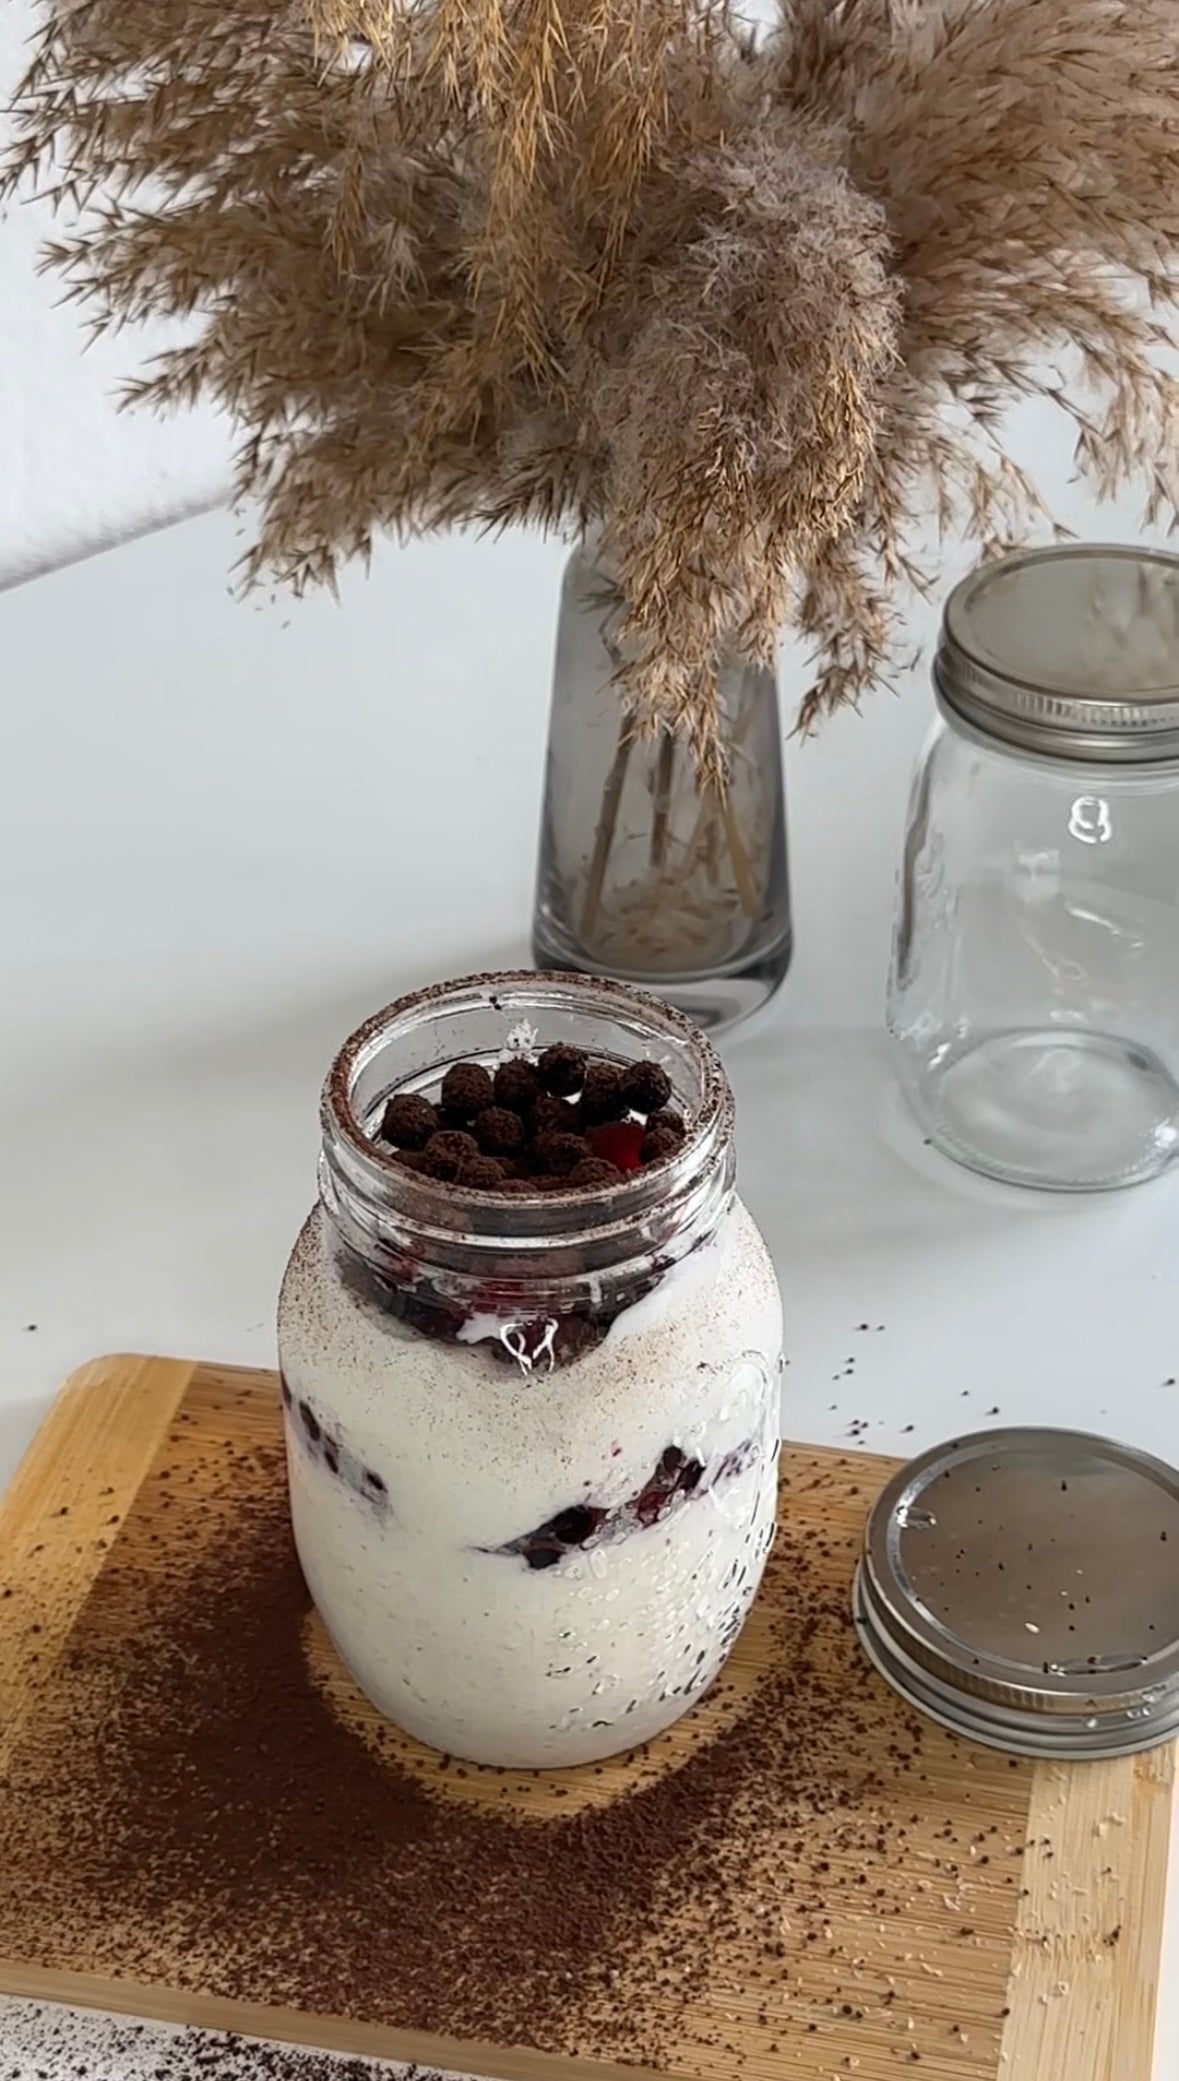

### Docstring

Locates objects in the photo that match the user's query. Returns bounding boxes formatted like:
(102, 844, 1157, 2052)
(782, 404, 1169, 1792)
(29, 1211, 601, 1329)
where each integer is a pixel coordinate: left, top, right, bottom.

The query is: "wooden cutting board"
(0, 1355, 1171, 2081)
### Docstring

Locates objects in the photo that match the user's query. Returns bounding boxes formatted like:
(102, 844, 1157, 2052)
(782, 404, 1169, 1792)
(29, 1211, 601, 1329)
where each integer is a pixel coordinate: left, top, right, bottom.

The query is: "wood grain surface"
(0, 1356, 1171, 2081)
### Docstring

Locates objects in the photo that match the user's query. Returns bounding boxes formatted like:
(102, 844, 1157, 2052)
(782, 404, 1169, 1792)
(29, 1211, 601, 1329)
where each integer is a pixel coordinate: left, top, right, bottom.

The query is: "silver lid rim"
(866, 1429, 1179, 1704)
(934, 651, 1179, 766)
(853, 1563, 1179, 1761)
(938, 544, 1179, 764)
(854, 1426, 1179, 1761)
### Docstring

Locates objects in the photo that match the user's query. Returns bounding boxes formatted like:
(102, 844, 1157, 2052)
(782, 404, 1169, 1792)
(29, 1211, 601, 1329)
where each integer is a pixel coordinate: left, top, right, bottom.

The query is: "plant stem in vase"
(534, 542, 791, 1033)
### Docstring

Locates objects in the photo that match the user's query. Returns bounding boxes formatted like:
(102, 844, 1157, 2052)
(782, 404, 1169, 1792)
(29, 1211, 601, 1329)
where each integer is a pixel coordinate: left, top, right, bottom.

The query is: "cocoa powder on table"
(0, 2002, 459, 2081)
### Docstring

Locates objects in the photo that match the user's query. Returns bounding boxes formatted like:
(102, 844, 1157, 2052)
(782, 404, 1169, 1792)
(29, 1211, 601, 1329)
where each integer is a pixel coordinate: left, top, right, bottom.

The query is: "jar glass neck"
(317, 971, 735, 1297)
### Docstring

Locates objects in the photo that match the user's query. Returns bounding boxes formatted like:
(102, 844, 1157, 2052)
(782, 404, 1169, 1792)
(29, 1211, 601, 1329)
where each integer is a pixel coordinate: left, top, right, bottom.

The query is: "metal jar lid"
(853, 1428, 1179, 1759)
(936, 544, 1179, 763)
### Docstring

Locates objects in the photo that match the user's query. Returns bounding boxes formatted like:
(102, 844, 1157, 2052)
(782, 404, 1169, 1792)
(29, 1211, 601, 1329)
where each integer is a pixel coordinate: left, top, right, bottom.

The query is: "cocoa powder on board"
(0, 1400, 1026, 2072)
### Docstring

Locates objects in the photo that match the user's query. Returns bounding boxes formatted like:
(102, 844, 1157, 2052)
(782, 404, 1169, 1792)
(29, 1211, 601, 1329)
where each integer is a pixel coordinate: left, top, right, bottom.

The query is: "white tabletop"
(1, 506, 1177, 2076)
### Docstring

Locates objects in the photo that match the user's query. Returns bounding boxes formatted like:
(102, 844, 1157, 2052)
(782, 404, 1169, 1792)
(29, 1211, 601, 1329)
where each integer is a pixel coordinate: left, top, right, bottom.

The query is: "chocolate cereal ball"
(455, 1155, 507, 1189)
(421, 1130, 480, 1180)
(533, 1130, 590, 1176)
(568, 1157, 624, 1187)
(640, 1125, 682, 1166)
(440, 1061, 494, 1120)
(473, 1106, 527, 1156)
(578, 1059, 627, 1125)
(530, 1091, 574, 1136)
(493, 1057, 541, 1111)
(647, 1107, 687, 1144)
(380, 1093, 439, 1150)
(538, 1043, 587, 1097)
(620, 1060, 672, 1116)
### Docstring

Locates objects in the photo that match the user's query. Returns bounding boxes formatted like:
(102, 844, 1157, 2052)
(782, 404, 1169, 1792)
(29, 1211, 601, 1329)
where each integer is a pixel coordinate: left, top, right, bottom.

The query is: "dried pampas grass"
(7, 0, 1179, 766)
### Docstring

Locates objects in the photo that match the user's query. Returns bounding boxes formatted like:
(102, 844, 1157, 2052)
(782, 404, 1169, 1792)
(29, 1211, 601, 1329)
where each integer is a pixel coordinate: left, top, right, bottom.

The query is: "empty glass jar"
(889, 545, 1179, 1191)
(533, 540, 791, 1032)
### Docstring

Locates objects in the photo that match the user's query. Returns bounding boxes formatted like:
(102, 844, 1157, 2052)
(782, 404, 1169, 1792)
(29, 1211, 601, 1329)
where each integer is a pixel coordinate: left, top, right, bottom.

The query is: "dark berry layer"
(334, 1238, 674, 1373)
(634, 1443, 705, 1525)
(501, 1502, 608, 1570)
(281, 1374, 765, 1574)
(493, 1434, 758, 1568)
(280, 1374, 389, 1511)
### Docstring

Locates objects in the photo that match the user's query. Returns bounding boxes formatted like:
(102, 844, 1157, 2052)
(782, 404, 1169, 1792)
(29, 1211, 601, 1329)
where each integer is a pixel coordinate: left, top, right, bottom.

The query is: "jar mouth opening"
(320, 969, 733, 1251)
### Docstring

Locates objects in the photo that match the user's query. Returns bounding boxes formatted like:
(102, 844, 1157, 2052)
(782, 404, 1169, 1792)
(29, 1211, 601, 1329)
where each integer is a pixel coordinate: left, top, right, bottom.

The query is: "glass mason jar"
(532, 541, 791, 1033)
(277, 971, 783, 1768)
(889, 545, 1179, 1191)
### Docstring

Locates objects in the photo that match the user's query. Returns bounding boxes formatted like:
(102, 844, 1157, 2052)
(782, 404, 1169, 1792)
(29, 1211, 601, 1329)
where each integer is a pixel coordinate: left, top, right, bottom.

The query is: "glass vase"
(532, 542, 791, 1031)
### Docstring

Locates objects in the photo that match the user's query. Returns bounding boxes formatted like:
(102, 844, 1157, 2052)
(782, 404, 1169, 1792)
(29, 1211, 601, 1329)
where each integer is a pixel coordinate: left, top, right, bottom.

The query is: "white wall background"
(0, 0, 233, 585)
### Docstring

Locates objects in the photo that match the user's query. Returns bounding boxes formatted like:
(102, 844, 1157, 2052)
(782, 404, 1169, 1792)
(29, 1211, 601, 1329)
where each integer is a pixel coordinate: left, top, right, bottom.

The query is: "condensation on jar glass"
(277, 972, 783, 1770)
(888, 545, 1179, 1191)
